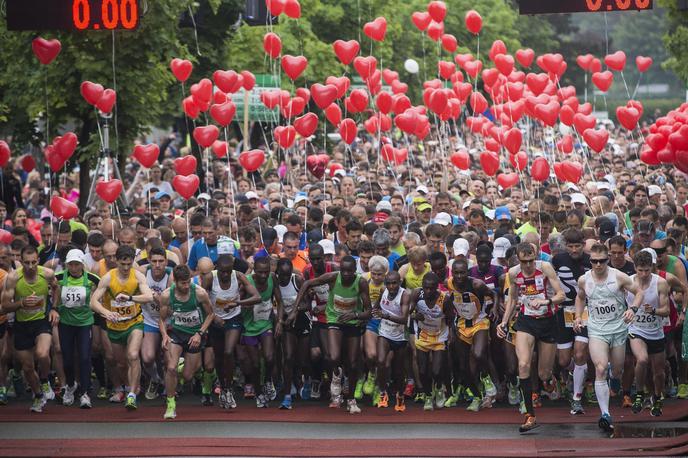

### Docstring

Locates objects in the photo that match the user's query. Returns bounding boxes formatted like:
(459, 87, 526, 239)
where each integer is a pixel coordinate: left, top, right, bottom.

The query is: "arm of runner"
(541, 262, 565, 306)
(665, 271, 688, 321)
(358, 277, 372, 320)
(1, 270, 18, 313)
(498, 269, 517, 338)
(273, 274, 284, 338)
(158, 288, 171, 351)
(131, 270, 155, 304)
(620, 272, 644, 322)
(574, 277, 587, 333)
(655, 277, 671, 318)
(89, 273, 119, 323)
(195, 286, 215, 335)
(237, 272, 261, 308)
(293, 271, 337, 313)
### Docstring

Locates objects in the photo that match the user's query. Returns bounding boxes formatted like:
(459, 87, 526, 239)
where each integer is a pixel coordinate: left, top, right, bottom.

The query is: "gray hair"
(368, 255, 389, 273)
(549, 233, 566, 256)
(402, 232, 421, 244)
(372, 228, 391, 246)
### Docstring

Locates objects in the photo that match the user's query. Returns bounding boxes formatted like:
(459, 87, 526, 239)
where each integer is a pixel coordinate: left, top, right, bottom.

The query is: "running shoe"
(414, 392, 425, 403)
(213, 379, 222, 396)
(508, 382, 520, 406)
(354, 379, 364, 400)
(644, 396, 652, 410)
(362, 372, 376, 396)
(585, 384, 597, 404)
(480, 396, 494, 409)
(650, 397, 663, 417)
(219, 388, 229, 409)
(30, 396, 46, 413)
(330, 368, 343, 397)
(467, 397, 481, 412)
(125, 393, 138, 410)
(543, 378, 560, 401)
(300, 379, 312, 401)
(42, 382, 55, 401)
(394, 393, 406, 412)
(678, 384, 688, 399)
(226, 389, 237, 409)
(145, 380, 160, 400)
(532, 393, 542, 408)
(201, 394, 213, 406)
(0, 386, 6, 405)
(163, 397, 176, 419)
(371, 385, 381, 407)
(377, 391, 389, 408)
(311, 380, 321, 400)
(403, 380, 414, 398)
(423, 396, 434, 411)
(598, 413, 614, 433)
(280, 395, 293, 410)
(342, 376, 350, 396)
(97, 387, 109, 400)
(519, 414, 539, 433)
(347, 398, 361, 414)
(569, 398, 584, 415)
(243, 384, 256, 399)
(519, 398, 527, 415)
(622, 394, 633, 408)
(435, 386, 446, 409)
(481, 375, 497, 397)
(631, 393, 644, 414)
(80, 393, 92, 409)
(264, 381, 277, 402)
(329, 394, 342, 408)
(62, 383, 76, 406)
(109, 391, 125, 403)
(256, 393, 268, 408)
(444, 390, 459, 408)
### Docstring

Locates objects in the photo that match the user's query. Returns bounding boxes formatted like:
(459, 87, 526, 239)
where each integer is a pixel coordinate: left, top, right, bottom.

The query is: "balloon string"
(251, 174, 264, 247)
(632, 73, 642, 100)
(44, 66, 50, 144)
(111, 30, 120, 157)
(188, 4, 202, 57)
(147, 169, 152, 228)
(620, 71, 631, 100)
(186, 200, 191, 260)
(604, 12, 610, 57)
(224, 127, 237, 240)
(584, 73, 588, 105)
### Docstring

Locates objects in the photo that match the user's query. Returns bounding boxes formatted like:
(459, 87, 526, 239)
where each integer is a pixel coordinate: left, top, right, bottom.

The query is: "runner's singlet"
(142, 267, 171, 328)
(514, 261, 555, 318)
(326, 273, 362, 325)
(243, 274, 274, 336)
(15, 267, 50, 322)
(583, 268, 628, 336)
(379, 287, 406, 342)
(104, 268, 142, 331)
(627, 273, 663, 340)
(210, 270, 241, 320)
(170, 283, 203, 335)
(278, 274, 299, 316)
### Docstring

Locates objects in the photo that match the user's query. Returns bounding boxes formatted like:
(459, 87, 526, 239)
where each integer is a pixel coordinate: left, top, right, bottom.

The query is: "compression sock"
(595, 380, 610, 416)
(92, 356, 107, 386)
(573, 364, 587, 401)
(610, 378, 621, 394)
(519, 377, 534, 415)
(202, 369, 216, 395)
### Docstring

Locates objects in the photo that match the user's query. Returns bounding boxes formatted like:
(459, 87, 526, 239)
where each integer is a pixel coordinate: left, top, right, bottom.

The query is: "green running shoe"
(423, 396, 434, 411)
(354, 378, 364, 400)
(467, 397, 481, 412)
(362, 372, 376, 396)
(481, 374, 497, 397)
(125, 393, 138, 411)
(164, 397, 176, 419)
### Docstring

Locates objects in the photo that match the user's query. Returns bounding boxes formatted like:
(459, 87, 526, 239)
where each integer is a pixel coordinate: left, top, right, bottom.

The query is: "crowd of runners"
(0, 118, 687, 434)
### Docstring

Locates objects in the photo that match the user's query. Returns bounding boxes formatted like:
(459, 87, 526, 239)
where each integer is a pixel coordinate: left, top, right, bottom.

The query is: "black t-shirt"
(613, 260, 636, 276)
(552, 252, 591, 309)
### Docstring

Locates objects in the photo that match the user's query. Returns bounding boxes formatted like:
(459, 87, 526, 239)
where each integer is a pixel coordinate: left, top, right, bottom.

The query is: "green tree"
(659, 0, 688, 84)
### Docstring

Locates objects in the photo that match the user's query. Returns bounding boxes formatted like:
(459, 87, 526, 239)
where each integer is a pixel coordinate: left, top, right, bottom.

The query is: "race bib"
(634, 311, 659, 330)
(421, 314, 442, 333)
(333, 295, 357, 314)
(174, 309, 201, 328)
(522, 293, 546, 317)
(217, 238, 234, 255)
(455, 301, 478, 320)
(62, 286, 87, 309)
(564, 305, 588, 328)
(380, 318, 404, 337)
(215, 297, 237, 311)
(283, 297, 296, 314)
(113, 300, 136, 321)
(591, 298, 617, 321)
(254, 300, 272, 322)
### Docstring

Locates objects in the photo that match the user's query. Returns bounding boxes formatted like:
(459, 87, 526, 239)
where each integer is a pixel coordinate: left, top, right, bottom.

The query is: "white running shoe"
(62, 383, 77, 406)
(80, 393, 92, 409)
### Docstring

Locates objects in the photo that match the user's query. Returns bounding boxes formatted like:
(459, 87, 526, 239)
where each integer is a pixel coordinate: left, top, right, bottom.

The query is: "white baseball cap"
(648, 185, 662, 197)
(453, 238, 469, 257)
(245, 191, 259, 201)
(596, 182, 611, 191)
(571, 193, 587, 205)
(563, 183, 580, 192)
(376, 200, 393, 213)
(65, 249, 85, 265)
(274, 224, 288, 243)
(416, 185, 429, 195)
(493, 237, 512, 258)
(197, 192, 211, 201)
(640, 247, 657, 264)
(434, 212, 452, 226)
(318, 239, 336, 255)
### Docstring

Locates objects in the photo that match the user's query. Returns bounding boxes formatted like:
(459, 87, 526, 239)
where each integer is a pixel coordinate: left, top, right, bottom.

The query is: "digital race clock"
(519, 0, 653, 14)
(6, 0, 140, 31)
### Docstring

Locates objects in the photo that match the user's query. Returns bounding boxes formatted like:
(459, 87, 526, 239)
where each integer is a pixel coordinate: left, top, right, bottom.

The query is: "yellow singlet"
(104, 268, 142, 331)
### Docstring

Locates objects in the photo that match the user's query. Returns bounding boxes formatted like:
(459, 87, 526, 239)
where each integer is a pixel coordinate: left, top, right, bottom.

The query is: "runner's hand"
(285, 311, 297, 327)
(188, 333, 201, 350)
(678, 312, 685, 326)
(213, 316, 223, 327)
(23, 294, 40, 308)
(573, 318, 583, 333)
(489, 308, 499, 323)
(104, 311, 120, 323)
(413, 312, 425, 322)
(49, 309, 60, 326)
(622, 309, 635, 324)
(371, 308, 382, 319)
(162, 334, 170, 351)
(275, 321, 283, 339)
(115, 293, 132, 302)
(338, 312, 355, 323)
(496, 322, 508, 339)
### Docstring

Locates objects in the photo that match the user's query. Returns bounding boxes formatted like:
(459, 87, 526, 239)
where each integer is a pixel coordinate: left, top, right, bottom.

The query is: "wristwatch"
(128, 294, 133, 301)
(199, 329, 208, 337)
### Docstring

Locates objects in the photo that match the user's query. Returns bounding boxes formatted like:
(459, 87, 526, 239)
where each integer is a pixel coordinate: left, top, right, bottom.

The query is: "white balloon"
(404, 59, 419, 74)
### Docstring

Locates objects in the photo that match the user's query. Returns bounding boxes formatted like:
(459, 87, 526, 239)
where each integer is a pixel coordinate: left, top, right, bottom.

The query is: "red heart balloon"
(616, 106, 640, 131)
(463, 60, 483, 79)
(411, 12, 432, 31)
(311, 83, 339, 109)
(240, 71, 256, 91)
(333, 40, 360, 65)
(0, 229, 13, 245)
(238, 150, 265, 172)
(263, 32, 282, 59)
(44, 146, 65, 172)
(470, 92, 488, 115)
(465, 10, 482, 35)
(525, 73, 550, 96)
(363, 17, 387, 42)
(96, 89, 116, 114)
(210, 101, 237, 127)
(676, 150, 688, 175)
(211, 140, 228, 158)
(173, 175, 200, 200)
(183, 96, 201, 119)
(32, 37, 61, 65)
(95, 179, 123, 204)
(20, 154, 35, 172)
(170, 58, 193, 82)
(573, 113, 596, 133)
(0, 141, 10, 168)
(339, 118, 357, 144)
(576, 54, 593, 71)
(380, 146, 408, 165)
(394, 109, 418, 134)
(50, 196, 79, 220)
(480, 151, 500, 176)
(306, 154, 329, 179)
(503, 128, 522, 155)
(497, 172, 519, 190)
(281, 55, 308, 81)
(326, 76, 350, 99)
(583, 128, 609, 153)
(213, 70, 239, 94)
(592, 71, 613, 93)
(535, 101, 560, 126)
(353, 56, 377, 79)
(645, 133, 667, 152)
(193, 125, 220, 148)
(438, 61, 456, 80)
(132, 144, 160, 168)
(636, 56, 653, 73)
(562, 161, 583, 183)
(294, 113, 319, 137)
(266, 0, 285, 15)
(604, 51, 626, 72)
(80, 81, 104, 106)
(559, 105, 575, 126)
(494, 54, 515, 76)
(281, 96, 306, 118)
(191, 78, 213, 102)
(284, 0, 301, 18)
(427, 21, 444, 42)
(640, 145, 661, 165)
(669, 126, 688, 150)
(656, 148, 675, 165)
(531, 157, 550, 182)
(274, 125, 297, 149)
(450, 150, 470, 170)
(325, 104, 342, 126)
(556, 135, 574, 154)
(441, 34, 457, 53)
(515, 49, 534, 68)
(428, 1, 447, 22)
(55, 132, 78, 160)
(174, 155, 197, 176)
(510, 151, 528, 171)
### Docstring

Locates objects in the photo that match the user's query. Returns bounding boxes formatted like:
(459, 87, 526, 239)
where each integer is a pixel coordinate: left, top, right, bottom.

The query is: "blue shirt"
(387, 252, 401, 269)
(188, 237, 240, 270)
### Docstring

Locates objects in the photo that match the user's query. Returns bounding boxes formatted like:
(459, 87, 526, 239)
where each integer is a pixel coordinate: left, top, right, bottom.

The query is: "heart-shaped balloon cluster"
(44, 132, 78, 172)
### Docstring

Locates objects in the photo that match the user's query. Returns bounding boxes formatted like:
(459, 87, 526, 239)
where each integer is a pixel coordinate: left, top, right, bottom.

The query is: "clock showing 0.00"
(6, 0, 140, 31)
(519, 0, 653, 14)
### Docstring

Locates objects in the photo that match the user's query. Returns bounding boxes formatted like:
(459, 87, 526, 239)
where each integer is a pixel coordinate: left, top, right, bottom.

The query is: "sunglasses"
(653, 248, 666, 255)
(590, 258, 608, 265)
(518, 258, 536, 264)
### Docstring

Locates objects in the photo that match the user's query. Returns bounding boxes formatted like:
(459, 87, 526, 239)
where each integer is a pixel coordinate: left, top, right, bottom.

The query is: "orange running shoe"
(519, 414, 539, 433)
(532, 393, 542, 408)
(377, 391, 389, 408)
(622, 394, 632, 408)
(394, 393, 406, 412)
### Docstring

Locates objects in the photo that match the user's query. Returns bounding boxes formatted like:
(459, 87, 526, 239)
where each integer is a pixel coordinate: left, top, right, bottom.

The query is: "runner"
(1, 246, 57, 412)
(573, 243, 644, 433)
(498, 242, 565, 432)
(90, 245, 154, 410)
(626, 250, 671, 416)
(159, 264, 215, 419)
(373, 271, 410, 412)
(360, 255, 388, 404)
